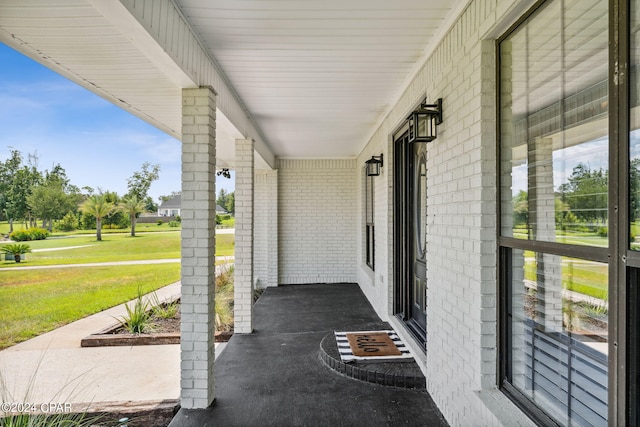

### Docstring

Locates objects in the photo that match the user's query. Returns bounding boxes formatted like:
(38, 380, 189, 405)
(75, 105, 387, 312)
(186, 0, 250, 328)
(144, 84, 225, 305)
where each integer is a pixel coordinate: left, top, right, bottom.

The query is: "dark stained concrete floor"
(168, 283, 448, 427)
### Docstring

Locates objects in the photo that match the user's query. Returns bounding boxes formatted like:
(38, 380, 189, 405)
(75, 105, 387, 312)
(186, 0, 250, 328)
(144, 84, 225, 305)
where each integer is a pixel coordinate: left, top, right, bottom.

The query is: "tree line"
(512, 160, 640, 233)
(0, 149, 162, 239)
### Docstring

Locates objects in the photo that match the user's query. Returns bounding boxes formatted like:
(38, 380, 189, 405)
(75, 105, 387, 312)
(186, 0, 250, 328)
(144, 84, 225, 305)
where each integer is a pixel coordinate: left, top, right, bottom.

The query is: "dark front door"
(394, 131, 427, 345)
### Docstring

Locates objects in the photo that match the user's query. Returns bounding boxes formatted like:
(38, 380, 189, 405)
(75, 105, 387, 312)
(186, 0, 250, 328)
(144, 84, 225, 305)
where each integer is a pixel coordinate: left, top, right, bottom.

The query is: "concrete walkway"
(0, 281, 225, 420)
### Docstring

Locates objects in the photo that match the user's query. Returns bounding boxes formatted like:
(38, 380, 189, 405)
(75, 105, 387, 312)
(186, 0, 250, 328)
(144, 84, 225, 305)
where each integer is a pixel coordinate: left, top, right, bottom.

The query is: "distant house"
(157, 195, 181, 217)
(158, 194, 228, 216)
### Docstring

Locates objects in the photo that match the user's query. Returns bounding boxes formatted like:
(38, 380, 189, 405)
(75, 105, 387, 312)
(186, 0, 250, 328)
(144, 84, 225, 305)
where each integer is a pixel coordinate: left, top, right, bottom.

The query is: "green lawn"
(0, 264, 180, 349)
(219, 217, 235, 228)
(0, 232, 234, 267)
(523, 251, 608, 299)
(0, 229, 235, 349)
(562, 260, 608, 299)
(513, 229, 608, 247)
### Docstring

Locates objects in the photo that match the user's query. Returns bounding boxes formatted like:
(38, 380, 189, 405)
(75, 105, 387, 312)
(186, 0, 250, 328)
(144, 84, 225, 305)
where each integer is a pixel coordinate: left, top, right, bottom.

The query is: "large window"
(499, 0, 609, 425)
(629, 3, 640, 424)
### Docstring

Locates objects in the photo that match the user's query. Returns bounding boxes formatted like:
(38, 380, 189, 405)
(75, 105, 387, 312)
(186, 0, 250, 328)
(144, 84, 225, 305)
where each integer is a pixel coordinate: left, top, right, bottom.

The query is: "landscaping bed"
(81, 298, 233, 347)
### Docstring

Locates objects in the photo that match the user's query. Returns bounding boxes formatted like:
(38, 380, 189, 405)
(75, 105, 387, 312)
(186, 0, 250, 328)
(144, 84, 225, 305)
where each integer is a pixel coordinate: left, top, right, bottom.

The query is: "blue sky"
(0, 43, 234, 202)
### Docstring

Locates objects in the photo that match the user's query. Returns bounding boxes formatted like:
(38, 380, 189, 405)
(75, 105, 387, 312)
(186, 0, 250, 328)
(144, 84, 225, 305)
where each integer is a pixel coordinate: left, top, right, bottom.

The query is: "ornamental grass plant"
(0, 354, 128, 427)
(215, 264, 234, 332)
(117, 287, 152, 334)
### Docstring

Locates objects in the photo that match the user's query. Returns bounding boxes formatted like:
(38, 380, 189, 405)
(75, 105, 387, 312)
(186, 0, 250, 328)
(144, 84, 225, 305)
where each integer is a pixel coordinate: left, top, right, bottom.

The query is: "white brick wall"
(356, 0, 538, 425)
(278, 159, 357, 284)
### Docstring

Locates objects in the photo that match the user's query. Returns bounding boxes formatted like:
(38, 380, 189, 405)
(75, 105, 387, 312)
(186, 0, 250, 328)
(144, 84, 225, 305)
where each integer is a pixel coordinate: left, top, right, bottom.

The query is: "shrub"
(56, 211, 79, 231)
(80, 212, 96, 230)
(175, 215, 181, 223)
(597, 226, 608, 238)
(116, 214, 131, 229)
(168, 220, 180, 227)
(9, 228, 49, 242)
(29, 228, 49, 240)
(157, 219, 164, 226)
(8, 229, 29, 241)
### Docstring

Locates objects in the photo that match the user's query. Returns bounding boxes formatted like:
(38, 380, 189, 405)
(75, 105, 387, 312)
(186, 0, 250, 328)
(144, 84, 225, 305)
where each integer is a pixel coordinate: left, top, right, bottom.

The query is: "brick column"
(235, 138, 254, 333)
(266, 170, 278, 288)
(528, 137, 563, 332)
(254, 170, 279, 288)
(180, 87, 217, 409)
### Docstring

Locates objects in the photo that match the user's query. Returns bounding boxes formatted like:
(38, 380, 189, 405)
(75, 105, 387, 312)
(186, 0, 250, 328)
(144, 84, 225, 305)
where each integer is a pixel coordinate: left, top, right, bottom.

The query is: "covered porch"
(169, 283, 446, 426)
(0, 0, 570, 425)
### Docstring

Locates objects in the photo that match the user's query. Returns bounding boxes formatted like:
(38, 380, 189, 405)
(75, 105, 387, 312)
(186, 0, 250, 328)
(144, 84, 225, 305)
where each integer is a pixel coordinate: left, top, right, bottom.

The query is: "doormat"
(334, 330, 413, 362)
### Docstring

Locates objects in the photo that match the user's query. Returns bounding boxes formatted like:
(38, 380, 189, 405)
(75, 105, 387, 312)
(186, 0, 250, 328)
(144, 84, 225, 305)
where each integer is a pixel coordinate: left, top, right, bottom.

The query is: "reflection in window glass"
(632, 131, 640, 250)
(500, 0, 608, 247)
(499, 0, 610, 424)
(509, 250, 608, 426)
(630, 1, 640, 250)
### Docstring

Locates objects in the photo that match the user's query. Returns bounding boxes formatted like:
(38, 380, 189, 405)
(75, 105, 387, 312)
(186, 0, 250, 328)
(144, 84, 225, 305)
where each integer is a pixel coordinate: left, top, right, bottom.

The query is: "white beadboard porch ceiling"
(179, 0, 464, 158)
(0, 0, 466, 163)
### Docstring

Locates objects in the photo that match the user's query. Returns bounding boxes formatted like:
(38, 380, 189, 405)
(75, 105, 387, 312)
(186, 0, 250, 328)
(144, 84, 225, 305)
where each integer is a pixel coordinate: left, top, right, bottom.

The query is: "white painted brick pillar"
(234, 138, 254, 333)
(266, 170, 278, 288)
(180, 87, 217, 409)
(528, 137, 563, 331)
(253, 170, 279, 288)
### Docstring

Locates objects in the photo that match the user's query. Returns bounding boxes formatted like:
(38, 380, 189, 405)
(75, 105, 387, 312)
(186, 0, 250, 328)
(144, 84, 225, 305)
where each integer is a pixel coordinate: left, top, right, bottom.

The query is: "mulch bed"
(81, 301, 232, 347)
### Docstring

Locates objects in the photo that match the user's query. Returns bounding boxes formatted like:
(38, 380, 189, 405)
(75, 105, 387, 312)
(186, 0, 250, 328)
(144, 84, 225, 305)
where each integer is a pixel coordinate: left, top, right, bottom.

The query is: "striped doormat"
(334, 330, 413, 362)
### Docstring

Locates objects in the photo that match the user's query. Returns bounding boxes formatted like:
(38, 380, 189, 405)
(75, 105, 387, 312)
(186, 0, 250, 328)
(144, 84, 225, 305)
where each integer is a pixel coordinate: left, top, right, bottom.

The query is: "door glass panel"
(416, 153, 427, 257)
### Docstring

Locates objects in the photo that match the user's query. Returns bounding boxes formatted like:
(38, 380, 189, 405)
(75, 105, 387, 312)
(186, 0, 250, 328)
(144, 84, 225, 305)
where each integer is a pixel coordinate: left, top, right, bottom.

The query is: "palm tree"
(80, 195, 115, 241)
(120, 195, 147, 237)
(2, 243, 31, 263)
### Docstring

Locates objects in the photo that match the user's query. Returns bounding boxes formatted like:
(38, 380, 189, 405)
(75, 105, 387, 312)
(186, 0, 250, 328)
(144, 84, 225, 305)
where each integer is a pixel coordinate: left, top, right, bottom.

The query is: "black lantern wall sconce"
(408, 98, 443, 143)
(216, 168, 231, 179)
(365, 154, 384, 177)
